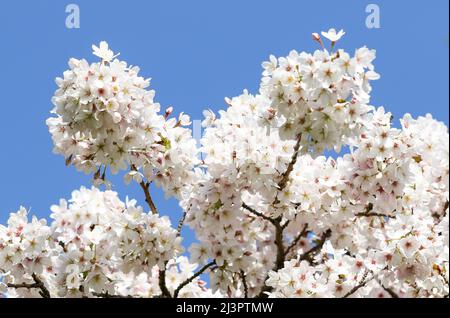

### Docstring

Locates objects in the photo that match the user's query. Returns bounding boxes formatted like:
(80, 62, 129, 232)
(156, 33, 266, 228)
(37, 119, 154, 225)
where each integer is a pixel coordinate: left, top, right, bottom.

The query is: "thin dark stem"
(342, 270, 372, 298)
(377, 279, 399, 298)
(7, 273, 51, 298)
(299, 229, 331, 263)
(173, 260, 216, 298)
(284, 224, 308, 257)
(177, 209, 188, 237)
(240, 270, 248, 298)
(92, 292, 133, 298)
(131, 165, 157, 215)
(138, 181, 158, 215)
(355, 202, 395, 219)
(276, 134, 302, 194)
(356, 212, 395, 218)
(242, 203, 276, 225)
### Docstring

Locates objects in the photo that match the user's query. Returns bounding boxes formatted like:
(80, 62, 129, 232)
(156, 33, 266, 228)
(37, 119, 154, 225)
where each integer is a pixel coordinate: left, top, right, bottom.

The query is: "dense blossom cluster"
(1, 187, 187, 297)
(1, 30, 448, 298)
(260, 45, 378, 154)
(46, 42, 198, 198)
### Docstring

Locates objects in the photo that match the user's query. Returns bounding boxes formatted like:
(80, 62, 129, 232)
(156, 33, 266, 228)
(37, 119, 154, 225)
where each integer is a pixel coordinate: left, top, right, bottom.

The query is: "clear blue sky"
(0, 0, 448, 253)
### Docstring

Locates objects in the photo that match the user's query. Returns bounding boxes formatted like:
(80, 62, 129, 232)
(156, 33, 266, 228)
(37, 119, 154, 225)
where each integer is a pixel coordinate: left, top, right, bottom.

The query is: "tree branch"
(299, 229, 331, 263)
(173, 260, 216, 298)
(273, 217, 284, 271)
(240, 270, 248, 298)
(138, 181, 158, 215)
(355, 202, 395, 219)
(342, 270, 372, 298)
(177, 209, 188, 237)
(92, 292, 133, 298)
(377, 279, 399, 298)
(284, 224, 308, 257)
(159, 267, 172, 298)
(7, 273, 51, 298)
(131, 165, 158, 215)
(242, 202, 277, 225)
(256, 216, 285, 298)
(356, 212, 395, 218)
(276, 134, 302, 193)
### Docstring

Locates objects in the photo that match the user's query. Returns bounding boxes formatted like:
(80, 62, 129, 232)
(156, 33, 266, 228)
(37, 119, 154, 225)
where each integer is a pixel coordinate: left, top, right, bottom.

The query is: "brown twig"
(356, 212, 395, 218)
(355, 202, 395, 219)
(240, 270, 248, 298)
(177, 209, 188, 237)
(242, 203, 277, 225)
(131, 165, 158, 215)
(173, 260, 216, 298)
(342, 270, 372, 298)
(377, 279, 399, 298)
(276, 134, 302, 194)
(92, 292, 133, 298)
(299, 229, 332, 263)
(138, 180, 158, 215)
(7, 273, 51, 298)
(284, 224, 309, 257)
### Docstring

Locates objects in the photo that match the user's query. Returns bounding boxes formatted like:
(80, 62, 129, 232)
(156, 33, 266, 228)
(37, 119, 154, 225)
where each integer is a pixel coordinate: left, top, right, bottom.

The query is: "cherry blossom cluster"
(1, 187, 185, 297)
(260, 34, 379, 154)
(46, 42, 198, 199)
(339, 107, 412, 216)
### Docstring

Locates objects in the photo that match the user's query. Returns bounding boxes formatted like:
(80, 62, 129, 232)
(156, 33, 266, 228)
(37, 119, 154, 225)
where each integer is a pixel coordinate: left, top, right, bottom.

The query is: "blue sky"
(0, 0, 448, 253)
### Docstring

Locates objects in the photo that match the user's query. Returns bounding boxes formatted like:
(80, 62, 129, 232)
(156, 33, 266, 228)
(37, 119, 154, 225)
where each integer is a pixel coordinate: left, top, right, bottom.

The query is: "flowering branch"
(138, 180, 158, 215)
(177, 209, 188, 237)
(284, 224, 309, 257)
(276, 134, 302, 194)
(129, 166, 158, 216)
(173, 260, 216, 298)
(356, 203, 395, 219)
(356, 212, 395, 218)
(342, 270, 372, 298)
(299, 229, 332, 264)
(7, 273, 51, 298)
(377, 279, 399, 298)
(242, 202, 277, 225)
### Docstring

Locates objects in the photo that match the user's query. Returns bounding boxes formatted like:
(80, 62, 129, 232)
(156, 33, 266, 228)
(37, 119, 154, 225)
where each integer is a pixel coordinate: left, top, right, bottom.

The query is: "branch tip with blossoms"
(7, 273, 51, 298)
(131, 165, 158, 215)
(342, 270, 373, 298)
(284, 224, 309, 257)
(377, 279, 399, 298)
(299, 229, 332, 264)
(242, 202, 277, 225)
(275, 133, 303, 198)
(173, 260, 216, 298)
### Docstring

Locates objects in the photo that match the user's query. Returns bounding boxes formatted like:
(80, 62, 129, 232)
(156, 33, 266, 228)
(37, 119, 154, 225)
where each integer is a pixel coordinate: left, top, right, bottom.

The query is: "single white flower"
(321, 28, 345, 42)
(92, 41, 119, 62)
